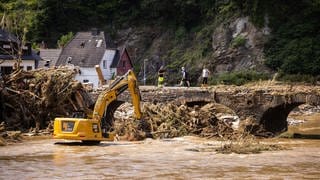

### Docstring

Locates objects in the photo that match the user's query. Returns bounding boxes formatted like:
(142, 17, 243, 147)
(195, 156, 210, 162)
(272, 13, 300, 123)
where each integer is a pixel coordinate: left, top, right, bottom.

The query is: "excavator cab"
(53, 70, 142, 144)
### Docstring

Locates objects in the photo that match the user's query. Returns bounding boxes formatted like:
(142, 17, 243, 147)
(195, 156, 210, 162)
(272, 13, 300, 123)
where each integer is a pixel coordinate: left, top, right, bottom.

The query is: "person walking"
(180, 66, 190, 87)
(201, 66, 210, 87)
(158, 65, 166, 87)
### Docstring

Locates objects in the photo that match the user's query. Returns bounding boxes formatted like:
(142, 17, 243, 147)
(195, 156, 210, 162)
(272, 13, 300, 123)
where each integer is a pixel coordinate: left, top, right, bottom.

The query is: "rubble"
(113, 102, 240, 141)
(0, 68, 94, 145)
(0, 122, 23, 146)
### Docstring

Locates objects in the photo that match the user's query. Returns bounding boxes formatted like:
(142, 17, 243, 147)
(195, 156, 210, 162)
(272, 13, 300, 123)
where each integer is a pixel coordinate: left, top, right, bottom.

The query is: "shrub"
(175, 26, 187, 42)
(231, 35, 246, 48)
(276, 73, 318, 84)
(211, 70, 269, 86)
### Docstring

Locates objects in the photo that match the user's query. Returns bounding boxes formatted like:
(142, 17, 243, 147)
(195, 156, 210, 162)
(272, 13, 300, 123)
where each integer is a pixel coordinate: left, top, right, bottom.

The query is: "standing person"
(158, 65, 166, 87)
(180, 67, 190, 87)
(201, 66, 210, 87)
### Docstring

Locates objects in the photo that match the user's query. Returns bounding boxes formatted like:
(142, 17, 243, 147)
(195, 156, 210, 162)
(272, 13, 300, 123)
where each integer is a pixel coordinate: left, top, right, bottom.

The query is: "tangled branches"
(0, 68, 93, 132)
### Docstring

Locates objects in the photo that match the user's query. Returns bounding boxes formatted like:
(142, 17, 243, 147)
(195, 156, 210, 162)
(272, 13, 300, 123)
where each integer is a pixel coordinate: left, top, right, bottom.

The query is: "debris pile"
(114, 102, 238, 141)
(214, 136, 286, 154)
(0, 68, 94, 134)
(0, 122, 23, 146)
(290, 104, 320, 116)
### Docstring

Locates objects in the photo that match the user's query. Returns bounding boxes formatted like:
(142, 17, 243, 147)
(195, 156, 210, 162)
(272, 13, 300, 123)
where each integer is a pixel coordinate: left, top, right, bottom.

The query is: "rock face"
(212, 17, 271, 74)
(112, 16, 273, 84)
(114, 26, 173, 84)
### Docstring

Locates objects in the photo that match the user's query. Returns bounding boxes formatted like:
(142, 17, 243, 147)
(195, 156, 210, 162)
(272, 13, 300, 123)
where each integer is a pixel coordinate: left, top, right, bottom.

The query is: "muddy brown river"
(0, 136, 319, 179)
(1, 113, 320, 179)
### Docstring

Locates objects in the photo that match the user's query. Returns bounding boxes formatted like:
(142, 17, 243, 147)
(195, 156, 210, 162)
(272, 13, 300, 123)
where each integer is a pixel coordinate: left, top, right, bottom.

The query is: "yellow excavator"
(53, 70, 142, 144)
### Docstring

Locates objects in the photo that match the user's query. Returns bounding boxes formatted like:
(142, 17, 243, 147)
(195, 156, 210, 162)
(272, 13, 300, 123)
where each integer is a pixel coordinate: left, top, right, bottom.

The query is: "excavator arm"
(92, 69, 142, 121)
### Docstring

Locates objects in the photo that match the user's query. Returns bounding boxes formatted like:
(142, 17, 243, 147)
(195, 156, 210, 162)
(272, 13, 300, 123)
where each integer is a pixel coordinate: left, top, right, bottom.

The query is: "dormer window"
(96, 39, 102, 47)
(67, 56, 72, 64)
(80, 41, 85, 48)
(3, 44, 11, 49)
(44, 60, 50, 67)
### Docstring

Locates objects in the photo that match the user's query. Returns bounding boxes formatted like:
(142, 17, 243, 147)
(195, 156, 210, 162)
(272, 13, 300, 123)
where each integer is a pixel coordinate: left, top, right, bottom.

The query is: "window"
(0, 66, 13, 75)
(96, 40, 102, 47)
(83, 79, 89, 83)
(44, 60, 50, 67)
(80, 41, 85, 48)
(67, 57, 72, 64)
(103, 60, 107, 69)
(122, 61, 125, 67)
(27, 66, 32, 71)
(61, 121, 75, 132)
(3, 44, 10, 49)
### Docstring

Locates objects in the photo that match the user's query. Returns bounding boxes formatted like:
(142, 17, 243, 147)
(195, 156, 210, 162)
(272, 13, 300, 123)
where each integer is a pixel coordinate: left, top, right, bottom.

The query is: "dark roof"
(0, 28, 19, 43)
(109, 49, 120, 68)
(0, 50, 41, 61)
(56, 31, 107, 67)
(38, 49, 62, 67)
(110, 47, 133, 68)
(0, 29, 41, 64)
(28, 50, 42, 61)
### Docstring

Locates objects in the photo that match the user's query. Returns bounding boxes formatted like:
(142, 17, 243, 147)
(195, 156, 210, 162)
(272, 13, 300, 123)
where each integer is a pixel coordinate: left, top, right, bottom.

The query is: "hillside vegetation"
(1, 0, 319, 85)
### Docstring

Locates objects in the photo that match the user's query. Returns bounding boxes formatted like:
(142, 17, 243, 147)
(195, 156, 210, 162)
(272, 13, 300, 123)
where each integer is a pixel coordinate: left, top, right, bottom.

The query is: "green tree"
(57, 32, 74, 48)
(0, 0, 38, 70)
(264, 1, 320, 76)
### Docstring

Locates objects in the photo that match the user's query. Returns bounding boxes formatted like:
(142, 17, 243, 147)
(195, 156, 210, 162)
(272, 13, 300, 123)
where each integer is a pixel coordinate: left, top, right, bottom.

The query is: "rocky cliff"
(113, 16, 273, 85)
(212, 17, 271, 73)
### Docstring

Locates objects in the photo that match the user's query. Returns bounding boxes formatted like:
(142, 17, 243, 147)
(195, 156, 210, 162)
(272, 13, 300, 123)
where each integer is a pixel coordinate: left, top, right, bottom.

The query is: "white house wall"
(101, 50, 117, 80)
(75, 67, 100, 88)
(0, 60, 35, 71)
(74, 49, 119, 89)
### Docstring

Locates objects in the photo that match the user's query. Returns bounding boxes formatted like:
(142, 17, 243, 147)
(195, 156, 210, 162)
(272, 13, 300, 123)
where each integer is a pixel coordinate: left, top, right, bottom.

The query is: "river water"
(1, 113, 320, 179)
(0, 136, 319, 179)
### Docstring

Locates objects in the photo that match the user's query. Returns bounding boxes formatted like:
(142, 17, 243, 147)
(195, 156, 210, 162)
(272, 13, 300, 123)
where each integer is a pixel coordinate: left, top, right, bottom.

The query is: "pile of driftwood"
(0, 68, 94, 133)
(114, 102, 236, 141)
(0, 121, 23, 146)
